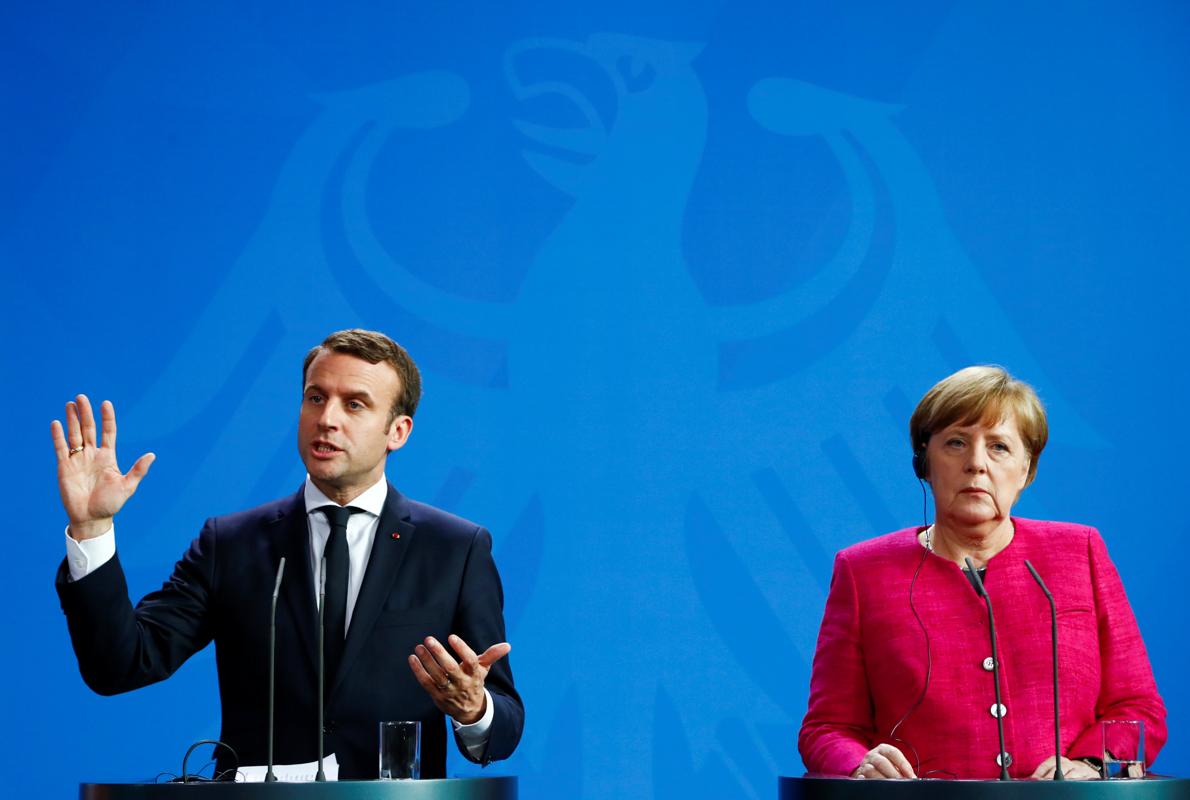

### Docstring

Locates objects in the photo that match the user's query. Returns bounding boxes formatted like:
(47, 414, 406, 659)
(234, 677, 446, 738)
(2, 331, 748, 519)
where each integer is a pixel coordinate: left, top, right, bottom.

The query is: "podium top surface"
(80, 777, 517, 800)
(780, 776, 1190, 800)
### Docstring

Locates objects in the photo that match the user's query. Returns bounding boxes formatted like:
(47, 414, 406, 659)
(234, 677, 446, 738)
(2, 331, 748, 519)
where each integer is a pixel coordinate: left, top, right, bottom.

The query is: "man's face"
(297, 350, 412, 503)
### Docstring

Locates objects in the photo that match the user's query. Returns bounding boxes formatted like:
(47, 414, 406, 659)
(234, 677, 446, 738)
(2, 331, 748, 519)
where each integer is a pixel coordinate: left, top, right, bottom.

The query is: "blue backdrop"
(6, 2, 1188, 796)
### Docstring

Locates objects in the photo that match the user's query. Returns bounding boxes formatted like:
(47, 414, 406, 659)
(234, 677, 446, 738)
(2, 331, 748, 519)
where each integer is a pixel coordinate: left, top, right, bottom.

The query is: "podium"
(79, 777, 516, 800)
(779, 776, 1190, 799)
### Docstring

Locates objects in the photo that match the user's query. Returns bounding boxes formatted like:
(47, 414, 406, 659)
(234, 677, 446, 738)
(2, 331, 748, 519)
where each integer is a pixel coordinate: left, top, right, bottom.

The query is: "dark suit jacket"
(56, 484, 523, 779)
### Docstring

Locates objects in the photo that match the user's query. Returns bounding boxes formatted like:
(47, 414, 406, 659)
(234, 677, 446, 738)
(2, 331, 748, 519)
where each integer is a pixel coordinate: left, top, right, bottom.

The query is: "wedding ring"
(69, 446, 85, 455)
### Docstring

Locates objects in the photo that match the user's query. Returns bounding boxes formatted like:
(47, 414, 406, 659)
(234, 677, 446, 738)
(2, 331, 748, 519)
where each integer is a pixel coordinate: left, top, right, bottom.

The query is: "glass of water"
(1101, 720, 1145, 779)
(379, 720, 421, 780)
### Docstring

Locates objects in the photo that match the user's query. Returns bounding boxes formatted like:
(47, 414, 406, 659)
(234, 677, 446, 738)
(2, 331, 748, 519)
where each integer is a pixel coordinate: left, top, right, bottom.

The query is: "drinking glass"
(379, 720, 421, 780)
(1101, 719, 1145, 779)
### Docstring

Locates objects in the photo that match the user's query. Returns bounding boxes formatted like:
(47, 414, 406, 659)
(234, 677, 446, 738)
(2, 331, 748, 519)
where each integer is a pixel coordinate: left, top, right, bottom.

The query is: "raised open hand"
(51, 394, 155, 540)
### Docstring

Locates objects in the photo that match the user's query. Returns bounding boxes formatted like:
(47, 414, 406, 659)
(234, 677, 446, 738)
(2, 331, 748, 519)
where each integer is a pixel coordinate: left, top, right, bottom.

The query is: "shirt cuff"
(452, 688, 494, 757)
(65, 524, 116, 581)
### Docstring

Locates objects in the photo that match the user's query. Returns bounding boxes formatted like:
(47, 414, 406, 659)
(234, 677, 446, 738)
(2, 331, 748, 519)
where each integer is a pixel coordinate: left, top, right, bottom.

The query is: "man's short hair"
(909, 365, 1048, 486)
(302, 329, 422, 422)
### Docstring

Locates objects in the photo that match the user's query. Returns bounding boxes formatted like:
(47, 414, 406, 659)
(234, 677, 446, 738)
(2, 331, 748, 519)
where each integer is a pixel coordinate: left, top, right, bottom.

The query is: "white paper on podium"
(237, 753, 340, 782)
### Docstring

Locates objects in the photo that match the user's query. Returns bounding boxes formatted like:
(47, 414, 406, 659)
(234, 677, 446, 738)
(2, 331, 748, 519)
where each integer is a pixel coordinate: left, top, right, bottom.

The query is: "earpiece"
(912, 443, 928, 480)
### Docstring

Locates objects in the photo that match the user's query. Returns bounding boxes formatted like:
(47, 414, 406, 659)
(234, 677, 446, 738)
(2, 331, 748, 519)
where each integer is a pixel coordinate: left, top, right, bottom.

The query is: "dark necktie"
(319, 505, 362, 680)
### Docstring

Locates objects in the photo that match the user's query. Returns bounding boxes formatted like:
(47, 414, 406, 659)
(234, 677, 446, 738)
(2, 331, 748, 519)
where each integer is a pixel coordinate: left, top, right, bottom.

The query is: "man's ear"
(387, 415, 413, 453)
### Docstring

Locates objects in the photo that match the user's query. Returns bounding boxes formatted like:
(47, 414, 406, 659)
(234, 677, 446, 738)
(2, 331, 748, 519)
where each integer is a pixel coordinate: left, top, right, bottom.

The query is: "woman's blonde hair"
(909, 365, 1048, 486)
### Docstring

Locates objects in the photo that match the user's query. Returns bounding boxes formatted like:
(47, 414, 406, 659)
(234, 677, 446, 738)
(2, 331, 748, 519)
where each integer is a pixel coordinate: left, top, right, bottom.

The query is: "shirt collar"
(303, 474, 388, 518)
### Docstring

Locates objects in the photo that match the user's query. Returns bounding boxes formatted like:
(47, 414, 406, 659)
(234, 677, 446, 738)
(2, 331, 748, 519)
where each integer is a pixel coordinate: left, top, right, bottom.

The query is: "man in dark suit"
(53, 329, 523, 779)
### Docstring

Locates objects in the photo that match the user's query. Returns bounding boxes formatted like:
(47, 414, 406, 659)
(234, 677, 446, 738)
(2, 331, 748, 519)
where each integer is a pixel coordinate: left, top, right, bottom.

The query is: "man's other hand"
(408, 634, 511, 725)
(51, 395, 155, 540)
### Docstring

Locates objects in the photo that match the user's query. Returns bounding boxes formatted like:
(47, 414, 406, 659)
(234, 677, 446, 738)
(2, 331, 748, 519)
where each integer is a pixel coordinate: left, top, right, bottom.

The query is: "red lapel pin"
(391, 532, 400, 540)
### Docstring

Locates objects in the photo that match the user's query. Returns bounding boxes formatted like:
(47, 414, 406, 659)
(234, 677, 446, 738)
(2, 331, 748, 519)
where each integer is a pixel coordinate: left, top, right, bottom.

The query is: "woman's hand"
(1030, 755, 1102, 780)
(851, 744, 916, 779)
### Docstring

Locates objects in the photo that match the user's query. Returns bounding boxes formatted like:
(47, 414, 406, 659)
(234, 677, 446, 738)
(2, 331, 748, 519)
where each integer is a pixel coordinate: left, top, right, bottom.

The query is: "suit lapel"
(332, 483, 416, 697)
(272, 489, 318, 674)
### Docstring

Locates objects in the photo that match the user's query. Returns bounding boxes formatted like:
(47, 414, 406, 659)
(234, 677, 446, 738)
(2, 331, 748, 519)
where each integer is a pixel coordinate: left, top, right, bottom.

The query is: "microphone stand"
(265, 557, 286, 782)
(1025, 560, 1064, 780)
(316, 555, 327, 782)
(965, 557, 1010, 780)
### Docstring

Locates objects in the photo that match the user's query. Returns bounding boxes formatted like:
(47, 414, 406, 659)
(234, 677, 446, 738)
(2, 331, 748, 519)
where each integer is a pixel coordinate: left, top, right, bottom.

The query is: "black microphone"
(265, 557, 286, 783)
(316, 554, 327, 782)
(1025, 559, 1064, 780)
(965, 557, 1011, 780)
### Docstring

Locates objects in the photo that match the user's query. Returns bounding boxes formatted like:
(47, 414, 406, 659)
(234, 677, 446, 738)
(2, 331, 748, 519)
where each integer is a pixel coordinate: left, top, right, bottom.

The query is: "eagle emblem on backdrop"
(121, 32, 1102, 799)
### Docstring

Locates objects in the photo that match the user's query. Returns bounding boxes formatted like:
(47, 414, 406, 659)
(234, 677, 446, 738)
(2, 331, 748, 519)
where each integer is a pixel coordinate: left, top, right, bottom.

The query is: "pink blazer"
(798, 518, 1166, 779)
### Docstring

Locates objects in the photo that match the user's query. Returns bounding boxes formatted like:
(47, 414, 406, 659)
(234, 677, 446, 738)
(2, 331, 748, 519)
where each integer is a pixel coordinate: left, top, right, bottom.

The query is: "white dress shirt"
(64, 474, 493, 755)
(305, 476, 387, 633)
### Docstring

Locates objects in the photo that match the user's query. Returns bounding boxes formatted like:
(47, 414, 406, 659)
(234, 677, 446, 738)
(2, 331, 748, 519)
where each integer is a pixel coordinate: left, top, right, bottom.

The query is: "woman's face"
(926, 414, 1030, 529)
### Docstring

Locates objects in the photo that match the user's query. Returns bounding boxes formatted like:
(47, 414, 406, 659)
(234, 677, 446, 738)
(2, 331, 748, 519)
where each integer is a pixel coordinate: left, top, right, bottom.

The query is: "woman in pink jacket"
(799, 366, 1165, 780)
